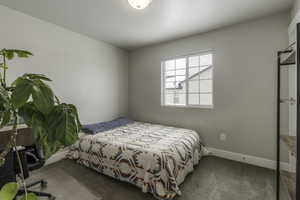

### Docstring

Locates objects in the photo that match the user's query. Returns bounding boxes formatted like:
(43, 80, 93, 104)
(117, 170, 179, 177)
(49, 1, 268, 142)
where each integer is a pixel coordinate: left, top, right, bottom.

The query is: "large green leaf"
(0, 49, 33, 60)
(24, 73, 51, 81)
(41, 138, 61, 159)
(11, 78, 32, 108)
(31, 114, 47, 142)
(29, 115, 55, 158)
(4, 50, 14, 60)
(20, 109, 61, 158)
(14, 50, 33, 58)
(18, 104, 49, 149)
(14, 76, 80, 158)
(0, 85, 9, 100)
(0, 182, 19, 200)
(47, 104, 80, 146)
(18, 103, 43, 127)
(0, 85, 10, 107)
(20, 193, 38, 200)
(31, 115, 61, 158)
(11, 74, 54, 113)
(65, 104, 81, 129)
(31, 80, 54, 115)
(0, 110, 11, 128)
(0, 85, 11, 128)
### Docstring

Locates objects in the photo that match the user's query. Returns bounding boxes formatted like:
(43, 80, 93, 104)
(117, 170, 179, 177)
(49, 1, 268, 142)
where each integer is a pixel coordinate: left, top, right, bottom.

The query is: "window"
(161, 52, 213, 108)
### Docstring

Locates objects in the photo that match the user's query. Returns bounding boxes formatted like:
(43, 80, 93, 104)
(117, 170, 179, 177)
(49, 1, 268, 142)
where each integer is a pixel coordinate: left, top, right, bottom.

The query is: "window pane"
(176, 69, 186, 76)
(189, 80, 199, 93)
(165, 82, 176, 89)
(165, 90, 175, 94)
(189, 67, 199, 77)
(165, 70, 175, 76)
(190, 74, 199, 81)
(200, 54, 212, 66)
(175, 82, 183, 89)
(176, 58, 186, 69)
(176, 85, 186, 93)
(189, 56, 199, 67)
(165, 93, 175, 105)
(165, 93, 186, 105)
(200, 93, 212, 105)
(162, 52, 213, 107)
(200, 65, 211, 71)
(165, 60, 175, 71)
(200, 80, 212, 93)
(176, 93, 186, 105)
(188, 94, 199, 105)
(166, 82, 185, 89)
(166, 76, 175, 82)
(176, 76, 185, 82)
(199, 67, 212, 79)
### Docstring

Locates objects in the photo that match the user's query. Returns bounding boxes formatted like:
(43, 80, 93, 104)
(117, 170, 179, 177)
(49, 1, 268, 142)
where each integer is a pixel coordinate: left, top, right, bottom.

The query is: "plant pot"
(0, 151, 16, 188)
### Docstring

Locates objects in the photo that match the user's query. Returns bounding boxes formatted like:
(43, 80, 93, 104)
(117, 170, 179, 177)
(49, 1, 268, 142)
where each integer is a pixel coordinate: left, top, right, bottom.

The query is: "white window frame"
(161, 51, 214, 109)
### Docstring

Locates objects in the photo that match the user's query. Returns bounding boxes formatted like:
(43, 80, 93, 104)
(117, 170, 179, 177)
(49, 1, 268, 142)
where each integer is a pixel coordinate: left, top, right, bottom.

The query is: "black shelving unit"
(297, 23, 300, 200)
(276, 24, 299, 200)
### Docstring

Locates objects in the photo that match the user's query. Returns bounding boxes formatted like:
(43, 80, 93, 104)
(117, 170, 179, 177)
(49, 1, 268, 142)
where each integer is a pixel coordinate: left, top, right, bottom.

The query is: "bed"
(67, 121, 206, 200)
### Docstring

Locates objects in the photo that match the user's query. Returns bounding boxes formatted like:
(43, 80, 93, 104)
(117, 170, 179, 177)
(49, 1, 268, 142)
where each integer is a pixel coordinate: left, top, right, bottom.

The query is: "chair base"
(17, 179, 55, 200)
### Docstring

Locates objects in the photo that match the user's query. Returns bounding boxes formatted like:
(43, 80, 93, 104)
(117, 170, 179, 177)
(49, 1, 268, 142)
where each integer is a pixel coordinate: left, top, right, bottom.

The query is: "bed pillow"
(82, 117, 134, 135)
(81, 123, 107, 134)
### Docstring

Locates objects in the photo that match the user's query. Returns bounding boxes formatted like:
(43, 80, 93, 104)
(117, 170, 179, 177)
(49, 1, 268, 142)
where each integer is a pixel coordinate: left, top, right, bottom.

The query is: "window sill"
(161, 104, 214, 109)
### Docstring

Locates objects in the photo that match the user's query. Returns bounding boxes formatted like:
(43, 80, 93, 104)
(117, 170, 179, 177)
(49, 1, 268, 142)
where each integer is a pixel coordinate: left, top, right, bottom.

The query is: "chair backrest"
(14, 145, 45, 179)
(24, 145, 46, 171)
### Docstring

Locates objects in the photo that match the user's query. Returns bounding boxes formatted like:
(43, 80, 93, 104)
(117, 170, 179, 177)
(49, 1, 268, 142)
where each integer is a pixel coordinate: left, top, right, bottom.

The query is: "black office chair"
(0, 151, 16, 188)
(15, 145, 56, 200)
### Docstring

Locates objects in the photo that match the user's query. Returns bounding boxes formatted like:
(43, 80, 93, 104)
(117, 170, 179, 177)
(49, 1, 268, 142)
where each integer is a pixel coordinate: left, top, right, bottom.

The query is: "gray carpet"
(27, 156, 282, 200)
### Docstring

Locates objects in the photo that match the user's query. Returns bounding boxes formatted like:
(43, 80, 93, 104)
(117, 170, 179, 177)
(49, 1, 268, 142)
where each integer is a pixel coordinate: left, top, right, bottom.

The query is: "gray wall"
(291, 0, 300, 19)
(0, 5, 129, 124)
(129, 12, 290, 160)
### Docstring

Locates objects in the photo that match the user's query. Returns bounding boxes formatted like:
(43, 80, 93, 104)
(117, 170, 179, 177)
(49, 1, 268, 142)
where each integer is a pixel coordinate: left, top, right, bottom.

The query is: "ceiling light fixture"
(128, 0, 152, 10)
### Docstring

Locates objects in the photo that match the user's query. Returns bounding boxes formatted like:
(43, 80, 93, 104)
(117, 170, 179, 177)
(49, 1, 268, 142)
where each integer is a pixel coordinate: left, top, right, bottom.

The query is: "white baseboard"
(45, 150, 68, 166)
(44, 147, 291, 172)
(207, 147, 291, 172)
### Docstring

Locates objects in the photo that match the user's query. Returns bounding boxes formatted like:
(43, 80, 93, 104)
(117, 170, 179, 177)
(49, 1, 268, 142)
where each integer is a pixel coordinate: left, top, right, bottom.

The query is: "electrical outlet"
(220, 133, 226, 141)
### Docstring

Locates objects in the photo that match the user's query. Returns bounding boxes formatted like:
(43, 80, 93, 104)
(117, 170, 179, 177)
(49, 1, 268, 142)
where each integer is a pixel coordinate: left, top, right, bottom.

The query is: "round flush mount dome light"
(128, 0, 152, 10)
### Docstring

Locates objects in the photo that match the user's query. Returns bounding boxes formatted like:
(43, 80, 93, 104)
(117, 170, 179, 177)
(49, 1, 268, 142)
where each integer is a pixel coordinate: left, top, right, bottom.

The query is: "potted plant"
(0, 182, 37, 200)
(0, 49, 81, 199)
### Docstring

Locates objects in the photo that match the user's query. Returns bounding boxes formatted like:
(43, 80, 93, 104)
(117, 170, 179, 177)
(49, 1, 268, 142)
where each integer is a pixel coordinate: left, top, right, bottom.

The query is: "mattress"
(67, 121, 206, 199)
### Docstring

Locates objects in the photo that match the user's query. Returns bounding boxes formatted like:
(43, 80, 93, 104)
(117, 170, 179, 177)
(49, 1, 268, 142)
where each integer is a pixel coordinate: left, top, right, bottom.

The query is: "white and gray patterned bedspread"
(67, 122, 205, 199)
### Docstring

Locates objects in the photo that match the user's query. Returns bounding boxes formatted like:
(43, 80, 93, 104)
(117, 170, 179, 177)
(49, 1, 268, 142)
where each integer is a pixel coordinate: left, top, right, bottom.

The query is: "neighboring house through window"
(161, 51, 213, 108)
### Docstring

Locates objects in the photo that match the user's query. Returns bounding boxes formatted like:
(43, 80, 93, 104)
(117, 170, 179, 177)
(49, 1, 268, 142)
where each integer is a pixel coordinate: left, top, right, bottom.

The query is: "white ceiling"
(0, 0, 293, 50)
